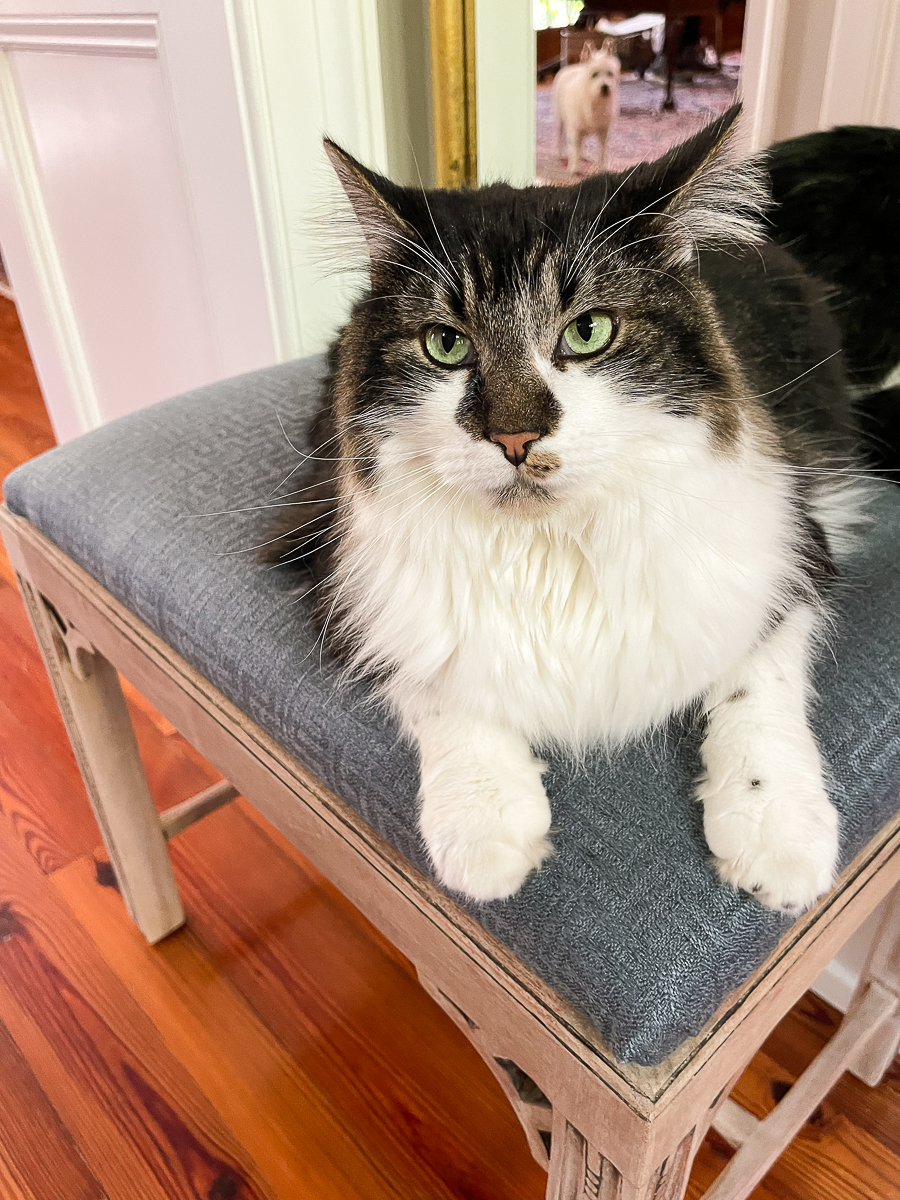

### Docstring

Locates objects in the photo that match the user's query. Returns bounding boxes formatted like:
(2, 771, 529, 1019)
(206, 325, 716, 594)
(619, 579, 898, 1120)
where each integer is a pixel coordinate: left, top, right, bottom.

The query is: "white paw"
(699, 761, 839, 915)
(430, 814, 554, 902)
(419, 748, 553, 902)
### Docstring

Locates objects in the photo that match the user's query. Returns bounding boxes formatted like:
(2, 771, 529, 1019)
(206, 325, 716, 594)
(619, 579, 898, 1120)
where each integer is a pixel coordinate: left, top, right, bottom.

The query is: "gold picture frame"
(429, 0, 477, 187)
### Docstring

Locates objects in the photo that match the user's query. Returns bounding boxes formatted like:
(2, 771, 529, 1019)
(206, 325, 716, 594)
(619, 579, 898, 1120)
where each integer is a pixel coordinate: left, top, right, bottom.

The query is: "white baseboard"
(811, 957, 862, 1012)
(809, 897, 888, 1012)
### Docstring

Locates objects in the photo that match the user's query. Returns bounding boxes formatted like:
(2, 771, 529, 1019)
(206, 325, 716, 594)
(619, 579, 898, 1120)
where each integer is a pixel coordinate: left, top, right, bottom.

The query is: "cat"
(267, 105, 868, 915)
(553, 39, 621, 174)
(766, 125, 900, 472)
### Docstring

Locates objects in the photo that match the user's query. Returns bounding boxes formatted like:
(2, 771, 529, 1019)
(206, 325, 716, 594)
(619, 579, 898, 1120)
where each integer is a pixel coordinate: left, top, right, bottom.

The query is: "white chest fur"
(336, 447, 800, 746)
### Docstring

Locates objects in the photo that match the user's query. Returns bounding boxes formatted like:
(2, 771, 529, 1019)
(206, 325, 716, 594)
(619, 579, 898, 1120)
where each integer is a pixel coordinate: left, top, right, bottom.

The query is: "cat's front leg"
(698, 604, 839, 915)
(411, 713, 553, 901)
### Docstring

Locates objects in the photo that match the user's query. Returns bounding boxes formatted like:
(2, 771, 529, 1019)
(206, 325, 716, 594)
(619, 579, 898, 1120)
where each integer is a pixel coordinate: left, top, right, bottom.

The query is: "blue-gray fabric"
(6, 356, 900, 1065)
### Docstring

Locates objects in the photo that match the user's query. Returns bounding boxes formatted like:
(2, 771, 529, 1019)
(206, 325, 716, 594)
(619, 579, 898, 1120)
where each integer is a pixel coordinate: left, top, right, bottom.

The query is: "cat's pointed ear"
(324, 138, 414, 261)
(646, 104, 770, 266)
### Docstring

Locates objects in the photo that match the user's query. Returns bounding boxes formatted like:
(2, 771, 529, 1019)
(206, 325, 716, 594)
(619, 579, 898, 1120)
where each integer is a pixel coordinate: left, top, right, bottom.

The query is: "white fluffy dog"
(553, 40, 621, 175)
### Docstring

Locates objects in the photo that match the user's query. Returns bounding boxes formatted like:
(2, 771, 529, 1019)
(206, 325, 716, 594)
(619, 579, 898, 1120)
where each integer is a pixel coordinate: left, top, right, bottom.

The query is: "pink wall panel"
(12, 49, 218, 422)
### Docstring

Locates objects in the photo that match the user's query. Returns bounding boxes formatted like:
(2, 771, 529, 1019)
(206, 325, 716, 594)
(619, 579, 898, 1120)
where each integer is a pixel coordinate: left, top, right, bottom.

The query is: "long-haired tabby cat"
(267, 105, 868, 915)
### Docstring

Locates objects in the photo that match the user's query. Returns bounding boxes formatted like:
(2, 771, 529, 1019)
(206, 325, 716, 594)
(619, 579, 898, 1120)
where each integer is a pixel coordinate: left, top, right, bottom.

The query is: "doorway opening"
(534, 3, 746, 183)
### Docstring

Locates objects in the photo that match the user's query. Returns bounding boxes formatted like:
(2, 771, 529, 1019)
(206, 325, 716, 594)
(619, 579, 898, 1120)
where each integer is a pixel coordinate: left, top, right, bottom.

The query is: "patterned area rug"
(536, 57, 740, 183)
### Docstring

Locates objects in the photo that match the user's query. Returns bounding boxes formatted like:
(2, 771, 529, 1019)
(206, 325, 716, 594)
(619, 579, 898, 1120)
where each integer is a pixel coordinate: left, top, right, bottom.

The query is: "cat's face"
(328, 106, 768, 514)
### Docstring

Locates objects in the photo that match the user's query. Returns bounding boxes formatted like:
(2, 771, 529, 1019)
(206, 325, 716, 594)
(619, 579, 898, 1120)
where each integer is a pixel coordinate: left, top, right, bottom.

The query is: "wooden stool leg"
(547, 1115, 696, 1200)
(848, 881, 900, 1086)
(17, 576, 184, 943)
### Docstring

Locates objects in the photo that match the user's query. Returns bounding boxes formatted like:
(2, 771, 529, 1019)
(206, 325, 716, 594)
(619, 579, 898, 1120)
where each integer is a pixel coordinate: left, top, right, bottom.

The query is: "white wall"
(475, 0, 535, 184)
(741, 0, 900, 149)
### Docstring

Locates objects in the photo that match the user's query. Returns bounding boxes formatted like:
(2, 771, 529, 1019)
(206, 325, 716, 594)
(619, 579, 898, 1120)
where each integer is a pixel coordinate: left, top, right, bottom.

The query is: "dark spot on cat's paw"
(749, 778, 761, 788)
(750, 883, 763, 894)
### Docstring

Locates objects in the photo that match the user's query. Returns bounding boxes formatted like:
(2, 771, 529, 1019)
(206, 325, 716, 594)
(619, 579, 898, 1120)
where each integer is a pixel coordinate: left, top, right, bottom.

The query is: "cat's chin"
(490, 479, 556, 515)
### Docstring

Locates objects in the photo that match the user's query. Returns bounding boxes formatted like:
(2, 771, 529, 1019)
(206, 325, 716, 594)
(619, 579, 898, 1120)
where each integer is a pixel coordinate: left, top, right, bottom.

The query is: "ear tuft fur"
(651, 105, 771, 266)
(324, 138, 416, 264)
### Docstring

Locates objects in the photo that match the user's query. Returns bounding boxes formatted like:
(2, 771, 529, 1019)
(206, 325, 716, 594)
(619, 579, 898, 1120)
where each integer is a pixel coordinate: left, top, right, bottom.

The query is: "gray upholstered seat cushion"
(6, 355, 900, 1065)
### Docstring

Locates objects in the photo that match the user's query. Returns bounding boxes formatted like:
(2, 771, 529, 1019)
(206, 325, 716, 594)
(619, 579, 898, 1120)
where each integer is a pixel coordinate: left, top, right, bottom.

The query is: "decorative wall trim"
(0, 52, 103, 431)
(0, 15, 158, 57)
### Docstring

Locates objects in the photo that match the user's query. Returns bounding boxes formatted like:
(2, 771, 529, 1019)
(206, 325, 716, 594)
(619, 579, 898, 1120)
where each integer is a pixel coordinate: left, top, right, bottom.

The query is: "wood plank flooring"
(1, 293, 898, 1199)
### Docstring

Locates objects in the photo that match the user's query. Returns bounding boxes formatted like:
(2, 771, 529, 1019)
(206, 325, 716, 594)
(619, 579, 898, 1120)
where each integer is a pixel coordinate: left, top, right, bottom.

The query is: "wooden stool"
(3, 357, 899, 1200)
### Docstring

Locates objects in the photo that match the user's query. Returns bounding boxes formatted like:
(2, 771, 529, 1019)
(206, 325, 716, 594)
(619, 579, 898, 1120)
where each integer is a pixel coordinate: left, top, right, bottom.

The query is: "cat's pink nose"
(489, 431, 541, 467)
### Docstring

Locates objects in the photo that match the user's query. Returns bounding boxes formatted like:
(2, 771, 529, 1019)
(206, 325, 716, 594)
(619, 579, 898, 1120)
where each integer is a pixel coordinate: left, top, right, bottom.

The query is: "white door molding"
(738, 0, 789, 151)
(475, 0, 535, 184)
(223, 0, 301, 361)
(740, 0, 900, 149)
(819, 0, 900, 129)
(221, 0, 402, 360)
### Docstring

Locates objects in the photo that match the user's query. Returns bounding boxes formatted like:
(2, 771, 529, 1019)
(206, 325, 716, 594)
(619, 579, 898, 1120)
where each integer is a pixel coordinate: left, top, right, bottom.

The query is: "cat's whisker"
(563, 162, 643, 284)
(269, 435, 347, 494)
(377, 257, 453, 290)
(618, 263, 700, 300)
(732, 352, 843, 403)
(378, 227, 457, 291)
(273, 409, 402, 475)
(269, 465, 442, 567)
(634, 490, 766, 595)
(197, 498, 338, 518)
(406, 144, 461, 284)
(568, 164, 728, 280)
(562, 177, 585, 258)
(275, 451, 433, 502)
(203, 442, 433, 525)
(417, 187, 462, 283)
(283, 481, 446, 616)
(273, 407, 305, 457)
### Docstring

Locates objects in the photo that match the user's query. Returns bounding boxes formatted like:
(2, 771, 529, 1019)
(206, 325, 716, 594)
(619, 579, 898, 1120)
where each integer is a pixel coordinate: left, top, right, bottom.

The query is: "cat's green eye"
(423, 325, 474, 367)
(558, 310, 616, 359)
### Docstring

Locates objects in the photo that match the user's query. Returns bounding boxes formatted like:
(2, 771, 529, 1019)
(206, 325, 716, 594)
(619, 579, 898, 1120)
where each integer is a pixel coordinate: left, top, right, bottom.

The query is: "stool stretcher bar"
(160, 780, 240, 841)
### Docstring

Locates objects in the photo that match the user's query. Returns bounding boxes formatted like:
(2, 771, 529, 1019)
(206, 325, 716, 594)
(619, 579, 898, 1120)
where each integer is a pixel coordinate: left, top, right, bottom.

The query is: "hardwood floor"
(0, 293, 898, 1199)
